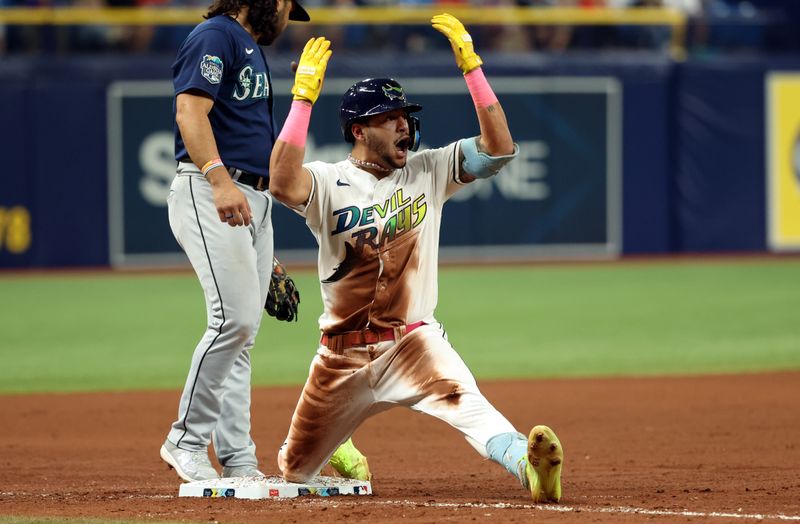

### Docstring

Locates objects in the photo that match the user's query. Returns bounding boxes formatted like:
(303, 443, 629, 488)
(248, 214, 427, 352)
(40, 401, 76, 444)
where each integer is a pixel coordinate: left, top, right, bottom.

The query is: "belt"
(177, 161, 268, 191)
(228, 167, 268, 191)
(321, 321, 426, 352)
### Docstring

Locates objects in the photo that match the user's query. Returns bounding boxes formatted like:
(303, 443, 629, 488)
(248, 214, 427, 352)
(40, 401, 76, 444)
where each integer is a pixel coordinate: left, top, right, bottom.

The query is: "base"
(178, 475, 373, 499)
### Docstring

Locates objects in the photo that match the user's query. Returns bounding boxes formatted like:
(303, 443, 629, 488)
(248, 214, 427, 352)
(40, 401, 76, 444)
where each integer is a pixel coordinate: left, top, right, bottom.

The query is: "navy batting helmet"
(339, 78, 422, 151)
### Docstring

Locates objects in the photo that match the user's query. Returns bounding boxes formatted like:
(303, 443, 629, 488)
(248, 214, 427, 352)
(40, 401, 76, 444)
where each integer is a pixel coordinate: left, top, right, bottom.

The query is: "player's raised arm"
(269, 37, 332, 207)
(432, 13, 518, 179)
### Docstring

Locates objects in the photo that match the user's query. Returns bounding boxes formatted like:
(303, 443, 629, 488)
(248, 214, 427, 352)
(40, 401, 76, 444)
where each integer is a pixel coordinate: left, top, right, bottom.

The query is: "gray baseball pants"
(165, 164, 274, 468)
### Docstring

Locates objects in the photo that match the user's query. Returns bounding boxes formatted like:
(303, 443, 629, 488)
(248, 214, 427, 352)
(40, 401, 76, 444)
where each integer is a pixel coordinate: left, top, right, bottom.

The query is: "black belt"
(177, 160, 268, 191)
(228, 167, 268, 191)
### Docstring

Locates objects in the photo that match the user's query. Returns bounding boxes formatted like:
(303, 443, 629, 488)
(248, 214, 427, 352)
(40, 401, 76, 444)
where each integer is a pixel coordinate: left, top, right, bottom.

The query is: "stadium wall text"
(1, 53, 799, 268)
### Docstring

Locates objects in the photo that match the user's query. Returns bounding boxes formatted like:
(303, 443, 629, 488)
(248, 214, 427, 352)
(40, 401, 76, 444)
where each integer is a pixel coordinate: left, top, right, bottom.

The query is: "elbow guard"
(460, 137, 519, 179)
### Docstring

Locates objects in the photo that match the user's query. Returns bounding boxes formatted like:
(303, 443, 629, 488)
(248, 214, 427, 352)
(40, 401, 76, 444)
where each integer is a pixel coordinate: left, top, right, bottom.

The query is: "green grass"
(1, 259, 799, 394)
(443, 261, 800, 379)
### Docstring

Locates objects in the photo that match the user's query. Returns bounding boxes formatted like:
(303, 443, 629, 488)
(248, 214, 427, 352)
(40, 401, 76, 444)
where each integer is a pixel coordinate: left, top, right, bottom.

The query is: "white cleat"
(160, 441, 220, 482)
(222, 465, 266, 478)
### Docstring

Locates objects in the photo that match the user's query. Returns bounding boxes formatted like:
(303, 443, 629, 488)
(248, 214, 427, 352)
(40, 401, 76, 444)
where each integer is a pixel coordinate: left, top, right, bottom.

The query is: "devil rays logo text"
(382, 84, 405, 101)
(330, 188, 427, 250)
(232, 65, 270, 101)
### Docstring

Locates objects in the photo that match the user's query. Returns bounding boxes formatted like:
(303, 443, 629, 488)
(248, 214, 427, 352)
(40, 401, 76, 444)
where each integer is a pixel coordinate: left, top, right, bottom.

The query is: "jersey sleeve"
(288, 160, 333, 230)
(420, 141, 467, 206)
(173, 27, 234, 100)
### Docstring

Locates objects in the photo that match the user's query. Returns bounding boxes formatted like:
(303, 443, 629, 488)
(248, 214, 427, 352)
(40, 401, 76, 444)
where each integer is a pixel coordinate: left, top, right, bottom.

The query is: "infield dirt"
(1, 372, 799, 523)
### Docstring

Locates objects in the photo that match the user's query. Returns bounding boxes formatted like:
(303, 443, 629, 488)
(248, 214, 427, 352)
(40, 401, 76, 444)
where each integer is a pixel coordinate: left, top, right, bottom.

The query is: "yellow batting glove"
(431, 13, 483, 75)
(291, 37, 332, 104)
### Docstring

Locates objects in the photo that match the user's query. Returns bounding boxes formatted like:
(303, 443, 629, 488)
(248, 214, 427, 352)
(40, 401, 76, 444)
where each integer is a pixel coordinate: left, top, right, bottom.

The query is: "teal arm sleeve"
(460, 136, 519, 179)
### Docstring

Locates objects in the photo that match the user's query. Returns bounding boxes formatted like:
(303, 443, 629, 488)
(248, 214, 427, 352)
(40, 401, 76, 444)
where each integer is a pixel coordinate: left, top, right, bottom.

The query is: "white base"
(178, 475, 372, 499)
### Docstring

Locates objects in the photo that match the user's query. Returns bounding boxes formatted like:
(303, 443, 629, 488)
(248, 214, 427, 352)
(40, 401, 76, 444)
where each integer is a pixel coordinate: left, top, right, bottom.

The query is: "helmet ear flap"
(408, 116, 421, 152)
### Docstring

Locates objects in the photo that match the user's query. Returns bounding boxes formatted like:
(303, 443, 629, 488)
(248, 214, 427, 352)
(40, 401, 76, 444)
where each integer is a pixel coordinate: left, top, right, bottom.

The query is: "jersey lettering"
(352, 227, 378, 251)
(331, 206, 361, 236)
(330, 191, 428, 249)
(412, 194, 427, 227)
(232, 65, 270, 101)
(360, 206, 375, 226)
(331, 189, 410, 236)
(252, 72, 268, 98)
(372, 201, 388, 218)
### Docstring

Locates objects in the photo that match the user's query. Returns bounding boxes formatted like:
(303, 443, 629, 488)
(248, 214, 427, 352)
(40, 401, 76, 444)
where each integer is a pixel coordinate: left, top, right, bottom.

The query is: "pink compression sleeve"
(464, 68, 498, 109)
(278, 100, 312, 147)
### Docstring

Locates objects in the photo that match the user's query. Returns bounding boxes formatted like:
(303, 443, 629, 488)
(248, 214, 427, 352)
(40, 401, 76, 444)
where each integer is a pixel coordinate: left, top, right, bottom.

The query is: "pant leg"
(165, 173, 264, 452)
(213, 190, 274, 466)
(212, 348, 255, 466)
(376, 324, 518, 458)
(278, 346, 385, 483)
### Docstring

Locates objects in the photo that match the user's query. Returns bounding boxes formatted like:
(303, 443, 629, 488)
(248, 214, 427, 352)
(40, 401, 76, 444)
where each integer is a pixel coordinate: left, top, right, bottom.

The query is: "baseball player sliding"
(268, 14, 564, 502)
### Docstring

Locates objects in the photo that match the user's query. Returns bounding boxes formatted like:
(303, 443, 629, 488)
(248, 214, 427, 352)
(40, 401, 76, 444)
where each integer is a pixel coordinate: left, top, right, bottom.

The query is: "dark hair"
(205, 0, 282, 46)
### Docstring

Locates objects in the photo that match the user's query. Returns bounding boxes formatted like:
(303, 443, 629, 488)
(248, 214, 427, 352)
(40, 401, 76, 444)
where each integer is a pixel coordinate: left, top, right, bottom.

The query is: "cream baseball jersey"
(293, 141, 466, 333)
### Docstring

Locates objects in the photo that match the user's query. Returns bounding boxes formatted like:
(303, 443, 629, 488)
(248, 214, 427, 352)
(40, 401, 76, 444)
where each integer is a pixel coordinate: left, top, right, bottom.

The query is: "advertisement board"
(766, 73, 800, 252)
(0, 90, 34, 268)
(107, 77, 621, 266)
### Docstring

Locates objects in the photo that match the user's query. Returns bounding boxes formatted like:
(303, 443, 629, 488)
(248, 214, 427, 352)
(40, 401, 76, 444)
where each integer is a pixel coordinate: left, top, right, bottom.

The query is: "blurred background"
(1, 0, 800, 268)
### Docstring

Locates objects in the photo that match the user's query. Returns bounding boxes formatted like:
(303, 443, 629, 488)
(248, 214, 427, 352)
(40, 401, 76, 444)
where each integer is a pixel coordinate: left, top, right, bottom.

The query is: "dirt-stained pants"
(278, 323, 517, 482)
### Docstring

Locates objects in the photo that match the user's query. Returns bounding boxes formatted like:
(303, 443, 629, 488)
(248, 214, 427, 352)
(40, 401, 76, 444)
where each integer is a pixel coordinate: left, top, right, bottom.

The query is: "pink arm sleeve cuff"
(278, 100, 312, 147)
(464, 68, 498, 109)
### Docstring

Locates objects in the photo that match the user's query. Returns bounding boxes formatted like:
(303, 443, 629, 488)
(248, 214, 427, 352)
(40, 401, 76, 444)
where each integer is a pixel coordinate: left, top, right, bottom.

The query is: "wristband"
(464, 68, 498, 109)
(278, 100, 312, 147)
(201, 158, 224, 177)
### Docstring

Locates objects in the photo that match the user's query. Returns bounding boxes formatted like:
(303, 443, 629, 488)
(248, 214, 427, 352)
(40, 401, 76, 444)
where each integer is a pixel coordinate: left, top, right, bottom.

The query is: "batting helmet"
(339, 78, 422, 151)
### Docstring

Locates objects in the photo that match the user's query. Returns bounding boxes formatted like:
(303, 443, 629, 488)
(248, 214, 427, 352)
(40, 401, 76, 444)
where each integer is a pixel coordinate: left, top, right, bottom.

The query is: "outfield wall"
(1, 53, 799, 268)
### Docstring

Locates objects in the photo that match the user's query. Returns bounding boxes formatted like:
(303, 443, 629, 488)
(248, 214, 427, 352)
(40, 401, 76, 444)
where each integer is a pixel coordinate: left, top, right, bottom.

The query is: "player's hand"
(291, 37, 332, 104)
(431, 13, 482, 75)
(208, 173, 253, 227)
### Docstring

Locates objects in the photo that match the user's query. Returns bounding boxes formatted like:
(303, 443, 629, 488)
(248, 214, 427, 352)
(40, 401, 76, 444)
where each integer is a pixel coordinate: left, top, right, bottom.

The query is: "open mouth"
(395, 137, 410, 153)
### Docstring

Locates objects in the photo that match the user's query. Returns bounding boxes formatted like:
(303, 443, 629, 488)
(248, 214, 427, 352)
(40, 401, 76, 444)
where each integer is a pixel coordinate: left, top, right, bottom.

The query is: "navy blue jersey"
(173, 15, 275, 178)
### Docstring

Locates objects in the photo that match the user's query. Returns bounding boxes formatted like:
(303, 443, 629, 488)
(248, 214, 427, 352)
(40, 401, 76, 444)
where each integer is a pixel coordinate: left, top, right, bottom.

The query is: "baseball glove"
(265, 258, 300, 322)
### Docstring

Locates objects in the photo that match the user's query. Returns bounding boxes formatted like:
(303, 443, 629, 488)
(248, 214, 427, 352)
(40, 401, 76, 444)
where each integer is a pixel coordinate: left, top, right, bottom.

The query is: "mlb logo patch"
(200, 54, 223, 84)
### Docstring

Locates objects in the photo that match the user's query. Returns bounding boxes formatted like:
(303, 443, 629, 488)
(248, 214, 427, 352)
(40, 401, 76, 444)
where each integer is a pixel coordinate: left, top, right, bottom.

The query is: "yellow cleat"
(525, 425, 563, 503)
(328, 438, 372, 481)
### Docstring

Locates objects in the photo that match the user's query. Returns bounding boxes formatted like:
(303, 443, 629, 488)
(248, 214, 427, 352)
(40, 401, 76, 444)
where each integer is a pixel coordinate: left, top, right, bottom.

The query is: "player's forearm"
(176, 93, 216, 164)
(177, 114, 219, 166)
(270, 101, 313, 205)
(475, 101, 514, 156)
(269, 140, 311, 206)
(467, 69, 514, 156)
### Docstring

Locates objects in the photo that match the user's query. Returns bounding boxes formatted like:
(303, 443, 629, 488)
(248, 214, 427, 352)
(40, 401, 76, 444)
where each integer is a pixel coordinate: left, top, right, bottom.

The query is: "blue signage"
(107, 77, 620, 266)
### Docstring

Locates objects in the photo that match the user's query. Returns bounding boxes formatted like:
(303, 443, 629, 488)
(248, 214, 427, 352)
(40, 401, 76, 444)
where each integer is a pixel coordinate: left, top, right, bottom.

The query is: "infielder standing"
(268, 15, 564, 502)
(160, 0, 368, 483)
